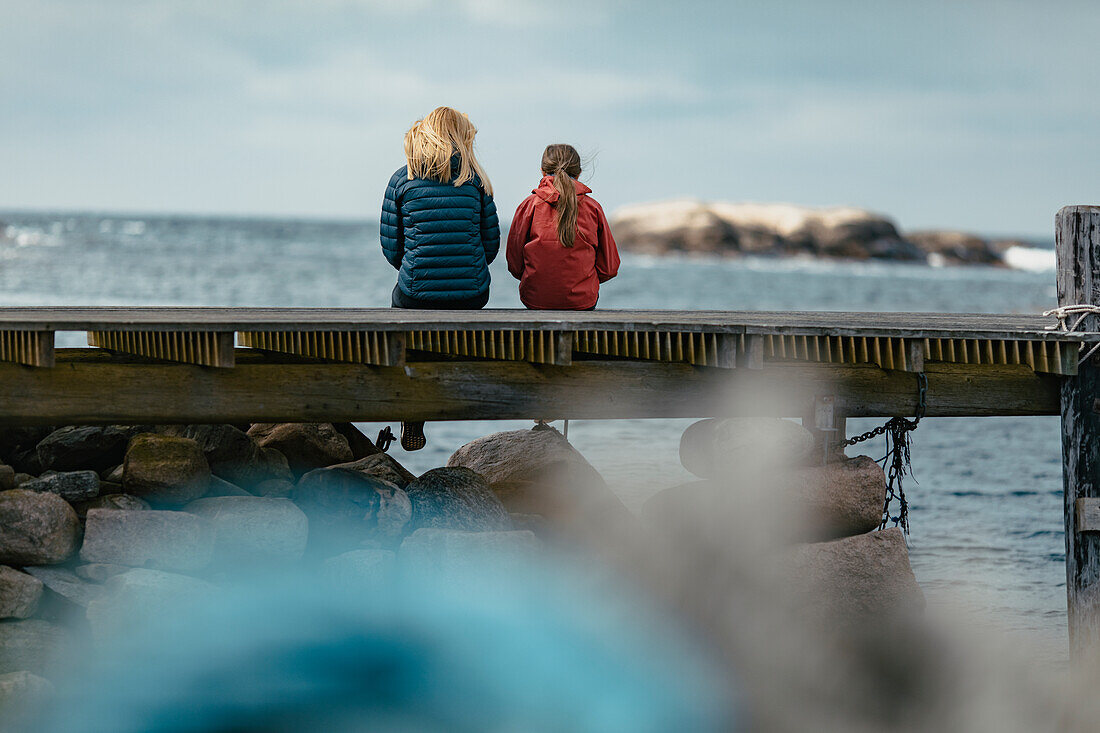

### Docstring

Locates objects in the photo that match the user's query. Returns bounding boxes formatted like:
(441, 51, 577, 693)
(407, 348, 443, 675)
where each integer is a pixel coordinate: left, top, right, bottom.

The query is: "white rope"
(1043, 305, 1100, 365)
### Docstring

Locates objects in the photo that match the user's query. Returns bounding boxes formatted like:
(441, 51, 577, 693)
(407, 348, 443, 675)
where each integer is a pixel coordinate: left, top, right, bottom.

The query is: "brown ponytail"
(541, 144, 582, 248)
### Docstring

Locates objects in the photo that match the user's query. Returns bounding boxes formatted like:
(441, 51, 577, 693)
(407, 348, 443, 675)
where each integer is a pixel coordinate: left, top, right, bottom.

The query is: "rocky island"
(609, 200, 1030, 266)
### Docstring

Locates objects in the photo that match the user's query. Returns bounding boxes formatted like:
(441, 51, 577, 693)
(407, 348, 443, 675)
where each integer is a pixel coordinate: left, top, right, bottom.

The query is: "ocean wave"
(1002, 245, 1055, 272)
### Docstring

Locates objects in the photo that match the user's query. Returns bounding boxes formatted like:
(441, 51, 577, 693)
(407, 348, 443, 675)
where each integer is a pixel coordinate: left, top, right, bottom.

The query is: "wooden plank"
(87, 330, 234, 368)
(1057, 204, 1100, 658)
(0, 349, 1061, 426)
(1076, 498, 1100, 533)
(0, 307, 1090, 342)
(0, 330, 54, 368)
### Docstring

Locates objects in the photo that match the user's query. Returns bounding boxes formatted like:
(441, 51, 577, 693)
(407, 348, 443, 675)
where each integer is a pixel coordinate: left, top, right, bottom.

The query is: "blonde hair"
(403, 107, 492, 197)
(541, 144, 582, 248)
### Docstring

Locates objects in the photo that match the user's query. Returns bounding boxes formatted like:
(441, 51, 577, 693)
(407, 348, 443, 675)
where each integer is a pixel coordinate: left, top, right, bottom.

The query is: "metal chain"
(840, 372, 927, 533)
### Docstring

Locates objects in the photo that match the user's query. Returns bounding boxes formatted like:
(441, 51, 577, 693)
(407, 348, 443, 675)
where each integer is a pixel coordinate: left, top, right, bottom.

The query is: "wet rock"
(21, 470, 100, 502)
(184, 496, 308, 565)
(330, 453, 416, 488)
(123, 434, 210, 505)
(680, 418, 815, 479)
(85, 568, 215, 643)
(0, 619, 68, 675)
(294, 467, 411, 552)
(24, 566, 103, 608)
(70, 493, 150, 521)
(321, 549, 395, 589)
(447, 426, 628, 522)
(0, 490, 81, 565)
(333, 423, 382, 460)
(247, 423, 354, 478)
(253, 478, 294, 497)
(204, 476, 252, 498)
(163, 424, 291, 487)
(36, 426, 136, 473)
(405, 468, 511, 533)
(0, 465, 13, 491)
(80, 509, 214, 572)
(0, 567, 42, 619)
(74, 563, 130, 583)
(0, 670, 53, 708)
(786, 455, 887, 539)
(784, 528, 924, 622)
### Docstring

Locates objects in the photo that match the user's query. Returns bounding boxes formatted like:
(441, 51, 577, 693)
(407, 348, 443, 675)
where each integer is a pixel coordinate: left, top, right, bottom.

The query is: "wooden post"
(1057, 205, 1100, 657)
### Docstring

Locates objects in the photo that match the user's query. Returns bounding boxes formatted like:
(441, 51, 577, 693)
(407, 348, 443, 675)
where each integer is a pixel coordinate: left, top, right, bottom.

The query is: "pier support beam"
(1057, 205, 1100, 658)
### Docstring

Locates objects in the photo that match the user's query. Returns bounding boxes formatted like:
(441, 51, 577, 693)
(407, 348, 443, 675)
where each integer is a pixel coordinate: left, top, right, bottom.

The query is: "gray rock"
(21, 470, 100, 502)
(71, 493, 151, 521)
(253, 478, 294, 497)
(447, 426, 627, 523)
(36, 425, 140, 473)
(322, 549, 396, 590)
(0, 619, 68, 675)
(23, 566, 104, 608)
(85, 568, 215, 643)
(74, 563, 130, 583)
(0, 490, 81, 565)
(12, 473, 34, 488)
(405, 468, 511, 533)
(330, 453, 416, 488)
(184, 496, 308, 565)
(0, 670, 53, 709)
(784, 528, 924, 622)
(163, 424, 292, 487)
(123, 434, 210, 505)
(0, 567, 42, 619)
(294, 467, 411, 552)
(399, 528, 539, 575)
(80, 509, 214, 572)
(204, 476, 252, 498)
(785, 456, 887, 539)
(247, 423, 354, 478)
(680, 418, 815, 479)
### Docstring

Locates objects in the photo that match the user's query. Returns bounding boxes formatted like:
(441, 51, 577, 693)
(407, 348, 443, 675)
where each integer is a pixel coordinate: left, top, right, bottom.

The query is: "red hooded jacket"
(507, 176, 620, 310)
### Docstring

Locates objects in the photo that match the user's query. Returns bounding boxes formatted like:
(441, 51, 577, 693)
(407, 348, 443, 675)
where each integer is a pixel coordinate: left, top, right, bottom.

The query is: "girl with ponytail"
(506, 144, 619, 310)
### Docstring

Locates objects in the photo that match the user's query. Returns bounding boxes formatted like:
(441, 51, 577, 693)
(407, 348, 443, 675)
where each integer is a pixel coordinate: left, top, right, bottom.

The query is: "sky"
(2, 0, 1098, 236)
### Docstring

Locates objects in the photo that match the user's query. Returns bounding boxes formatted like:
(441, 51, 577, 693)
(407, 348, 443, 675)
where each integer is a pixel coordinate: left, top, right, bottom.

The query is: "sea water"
(0, 211, 1067, 657)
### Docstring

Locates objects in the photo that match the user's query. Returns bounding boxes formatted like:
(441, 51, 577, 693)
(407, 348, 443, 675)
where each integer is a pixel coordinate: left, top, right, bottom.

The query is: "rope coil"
(1044, 304, 1100, 365)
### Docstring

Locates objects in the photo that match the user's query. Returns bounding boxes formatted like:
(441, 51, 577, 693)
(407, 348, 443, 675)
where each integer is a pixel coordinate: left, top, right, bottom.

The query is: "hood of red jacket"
(534, 175, 592, 204)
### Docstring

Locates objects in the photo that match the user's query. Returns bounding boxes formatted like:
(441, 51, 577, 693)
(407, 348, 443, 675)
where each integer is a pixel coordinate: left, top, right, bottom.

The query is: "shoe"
(401, 421, 426, 451)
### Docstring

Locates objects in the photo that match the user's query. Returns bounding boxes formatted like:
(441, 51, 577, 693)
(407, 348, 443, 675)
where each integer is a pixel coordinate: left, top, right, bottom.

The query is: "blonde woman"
(380, 106, 499, 449)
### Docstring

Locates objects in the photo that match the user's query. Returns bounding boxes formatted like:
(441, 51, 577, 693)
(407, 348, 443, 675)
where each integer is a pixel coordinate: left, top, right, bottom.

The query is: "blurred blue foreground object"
(18, 559, 736, 733)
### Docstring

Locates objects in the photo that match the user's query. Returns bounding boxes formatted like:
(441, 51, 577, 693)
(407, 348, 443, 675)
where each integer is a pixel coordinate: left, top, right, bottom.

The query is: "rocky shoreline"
(609, 200, 1032, 266)
(0, 419, 923, 723)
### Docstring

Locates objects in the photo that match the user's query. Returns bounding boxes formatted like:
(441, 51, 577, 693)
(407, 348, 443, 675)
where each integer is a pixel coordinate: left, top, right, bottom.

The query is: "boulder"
(786, 456, 887, 539)
(0, 619, 68, 675)
(0, 670, 53, 708)
(75, 563, 130, 583)
(0, 490, 81, 565)
(784, 528, 924, 622)
(183, 496, 309, 565)
(906, 230, 1004, 266)
(399, 528, 540, 576)
(23, 566, 103, 608)
(204, 476, 252, 498)
(85, 568, 215, 643)
(122, 434, 210, 505)
(610, 200, 923, 261)
(680, 418, 815, 479)
(321, 549, 396, 590)
(333, 423, 382, 460)
(247, 423, 354, 478)
(0, 465, 13, 491)
(253, 478, 294, 497)
(12, 473, 34, 488)
(0, 567, 42, 619)
(163, 424, 292, 487)
(36, 425, 137, 473)
(101, 464, 124, 483)
(0, 427, 54, 466)
(405, 468, 511, 533)
(80, 509, 214, 572)
(21, 470, 100, 502)
(70, 493, 151, 521)
(293, 467, 411, 552)
(329, 453, 416, 488)
(447, 427, 628, 522)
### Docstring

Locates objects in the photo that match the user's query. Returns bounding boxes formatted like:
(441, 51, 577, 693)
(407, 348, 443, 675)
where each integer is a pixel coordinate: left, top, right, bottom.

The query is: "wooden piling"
(1057, 205, 1100, 656)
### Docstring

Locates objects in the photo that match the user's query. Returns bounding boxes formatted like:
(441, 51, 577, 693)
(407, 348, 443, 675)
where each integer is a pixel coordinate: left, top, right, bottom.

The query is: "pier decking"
(0, 307, 1088, 425)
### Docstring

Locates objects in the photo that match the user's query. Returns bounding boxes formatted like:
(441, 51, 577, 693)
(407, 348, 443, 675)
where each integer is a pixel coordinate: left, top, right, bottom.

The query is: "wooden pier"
(0, 205, 1098, 657)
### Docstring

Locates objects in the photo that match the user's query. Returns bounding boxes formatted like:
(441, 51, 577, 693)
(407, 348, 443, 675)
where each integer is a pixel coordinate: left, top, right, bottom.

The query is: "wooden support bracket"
(88, 330, 235, 368)
(237, 330, 405, 367)
(0, 330, 55, 368)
